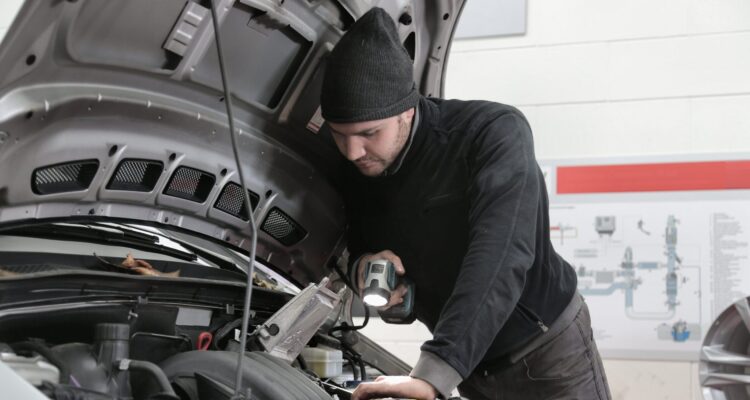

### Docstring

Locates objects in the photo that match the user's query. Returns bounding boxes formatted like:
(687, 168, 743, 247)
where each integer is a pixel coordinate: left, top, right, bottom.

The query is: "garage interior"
(1, 1, 749, 399)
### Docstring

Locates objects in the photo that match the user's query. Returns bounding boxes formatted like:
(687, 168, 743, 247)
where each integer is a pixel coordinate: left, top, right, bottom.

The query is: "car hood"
(0, 0, 464, 286)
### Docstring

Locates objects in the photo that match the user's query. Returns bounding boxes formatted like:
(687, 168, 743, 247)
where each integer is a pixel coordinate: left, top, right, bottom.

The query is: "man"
(321, 8, 611, 400)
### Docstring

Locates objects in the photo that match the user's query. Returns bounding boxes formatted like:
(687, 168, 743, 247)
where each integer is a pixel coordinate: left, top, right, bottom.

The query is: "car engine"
(4, 322, 333, 400)
(0, 273, 369, 400)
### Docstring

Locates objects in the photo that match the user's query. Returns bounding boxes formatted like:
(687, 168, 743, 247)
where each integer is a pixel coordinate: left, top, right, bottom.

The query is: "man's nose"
(344, 137, 366, 161)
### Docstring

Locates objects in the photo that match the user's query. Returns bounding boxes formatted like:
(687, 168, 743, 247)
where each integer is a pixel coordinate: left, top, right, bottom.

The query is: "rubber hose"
(313, 333, 344, 350)
(213, 318, 243, 349)
(11, 341, 70, 384)
(343, 353, 359, 381)
(122, 359, 177, 398)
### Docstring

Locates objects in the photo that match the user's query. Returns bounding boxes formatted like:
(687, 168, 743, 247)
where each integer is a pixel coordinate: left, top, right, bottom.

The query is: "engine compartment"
(0, 292, 367, 399)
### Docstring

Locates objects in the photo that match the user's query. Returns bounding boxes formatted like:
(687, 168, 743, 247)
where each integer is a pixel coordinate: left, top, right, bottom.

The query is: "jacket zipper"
(517, 302, 549, 333)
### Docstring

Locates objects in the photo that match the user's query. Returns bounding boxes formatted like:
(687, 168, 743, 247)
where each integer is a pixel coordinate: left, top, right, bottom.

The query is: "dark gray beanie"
(321, 7, 419, 123)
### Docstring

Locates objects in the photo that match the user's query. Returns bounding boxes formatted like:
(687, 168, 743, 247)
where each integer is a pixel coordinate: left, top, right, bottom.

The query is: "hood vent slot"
(261, 207, 307, 246)
(163, 167, 215, 203)
(107, 159, 163, 192)
(214, 182, 260, 221)
(32, 160, 99, 195)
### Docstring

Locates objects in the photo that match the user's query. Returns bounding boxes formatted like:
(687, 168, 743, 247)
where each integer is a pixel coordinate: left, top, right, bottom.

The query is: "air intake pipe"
(51, 323, 132, 398)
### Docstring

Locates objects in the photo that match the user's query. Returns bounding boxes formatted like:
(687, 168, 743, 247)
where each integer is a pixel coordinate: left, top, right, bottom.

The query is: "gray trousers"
(457, 302, 611, 400)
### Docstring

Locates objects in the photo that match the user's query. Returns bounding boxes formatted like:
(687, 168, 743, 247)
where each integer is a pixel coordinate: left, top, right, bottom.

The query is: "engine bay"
(0, 267, 383, 400)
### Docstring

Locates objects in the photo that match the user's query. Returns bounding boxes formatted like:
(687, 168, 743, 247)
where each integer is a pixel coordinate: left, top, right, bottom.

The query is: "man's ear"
(401, 107, 416, 124)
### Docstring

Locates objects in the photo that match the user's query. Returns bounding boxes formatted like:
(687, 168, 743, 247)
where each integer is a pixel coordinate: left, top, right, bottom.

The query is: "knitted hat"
(321, 7, 419, 123)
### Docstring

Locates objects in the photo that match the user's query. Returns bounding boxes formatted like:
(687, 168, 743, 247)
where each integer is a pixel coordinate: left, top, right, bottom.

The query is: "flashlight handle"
(363, 259, 397, 289)
(378, 277, 416, 324)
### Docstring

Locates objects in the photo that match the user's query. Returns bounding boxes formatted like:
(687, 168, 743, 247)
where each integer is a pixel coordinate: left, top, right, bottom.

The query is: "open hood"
(0, 0, 464, 285)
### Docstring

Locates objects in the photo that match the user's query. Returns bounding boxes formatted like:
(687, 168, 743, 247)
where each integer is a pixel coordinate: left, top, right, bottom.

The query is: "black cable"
(359, 357, 387, 376)
(330, 259, 355, 291)
(208, 1, 259, 399)
(357, 357, 367, 382)
(329, 262, 370, 333)
(342, 353, 359, 381)
(312, 264, 370, 379)
(339, 341, 367, 382)
(318, 333, 385, 380)
(328, 307, 369, 334)
(311, 333, 344, 350)
(314, 332, 374, 381)
(296, 354, 309, 372)
(213, 318, 243, 350)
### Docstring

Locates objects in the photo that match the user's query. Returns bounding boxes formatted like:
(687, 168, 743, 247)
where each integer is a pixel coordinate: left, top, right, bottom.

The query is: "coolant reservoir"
(0, 352, 60, 385)
(300, 346, 344, 378)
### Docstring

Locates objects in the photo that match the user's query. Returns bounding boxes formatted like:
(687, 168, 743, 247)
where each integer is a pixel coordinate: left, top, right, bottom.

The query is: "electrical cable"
(296, 354, 309, 372)
(208, 1, 258, 399)
(339, 340, 367, 382)
(328, 309, 368, 334)
(343, 353, 359, 381)
(357, 356, 367, 381)
(329, 262, 370, 333)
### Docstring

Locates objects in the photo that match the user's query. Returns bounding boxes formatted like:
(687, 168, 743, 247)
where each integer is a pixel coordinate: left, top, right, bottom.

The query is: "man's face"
(328, 108, 415, 177)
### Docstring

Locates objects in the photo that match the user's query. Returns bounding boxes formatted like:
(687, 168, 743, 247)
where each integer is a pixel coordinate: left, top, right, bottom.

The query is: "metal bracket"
(257, 277, 341, 362)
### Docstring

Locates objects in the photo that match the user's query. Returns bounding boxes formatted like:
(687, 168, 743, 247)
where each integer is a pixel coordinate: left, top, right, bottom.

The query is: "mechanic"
(321, 8, 611, 400)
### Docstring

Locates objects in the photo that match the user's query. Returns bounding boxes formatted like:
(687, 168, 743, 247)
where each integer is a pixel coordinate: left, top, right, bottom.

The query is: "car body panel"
(0, 0, 464, 285)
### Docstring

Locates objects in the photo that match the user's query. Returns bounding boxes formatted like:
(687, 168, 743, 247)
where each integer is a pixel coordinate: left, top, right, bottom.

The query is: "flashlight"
(363, 259, 396, 307)
(362, 259, 416, 324)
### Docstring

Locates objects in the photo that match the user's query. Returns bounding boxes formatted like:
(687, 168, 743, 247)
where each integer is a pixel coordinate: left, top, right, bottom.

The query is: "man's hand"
(352, 376, 438, 400)
(357, 250, 407, 310)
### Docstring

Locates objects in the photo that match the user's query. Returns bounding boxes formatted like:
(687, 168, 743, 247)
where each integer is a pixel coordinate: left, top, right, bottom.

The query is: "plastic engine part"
(160, 350, 333, 400)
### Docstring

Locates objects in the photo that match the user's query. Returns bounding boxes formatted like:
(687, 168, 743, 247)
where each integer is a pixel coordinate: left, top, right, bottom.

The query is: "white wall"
(0, 0, 21, 41)
(446, 0, 750, 160)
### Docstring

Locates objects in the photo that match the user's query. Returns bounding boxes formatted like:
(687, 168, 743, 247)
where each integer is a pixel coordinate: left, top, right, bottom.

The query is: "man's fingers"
(372, 250, 405, 275)
(379, 283, 408, 310)
(356, 250, 407, 300)
(383, 251, 405, 275)
(352, 376, 436, 400)
(351, 382, 380, 400)
(352, 382, 399, 400)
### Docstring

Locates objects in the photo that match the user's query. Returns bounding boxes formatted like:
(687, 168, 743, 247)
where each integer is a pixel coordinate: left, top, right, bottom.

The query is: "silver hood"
(0, 0, 464, 285)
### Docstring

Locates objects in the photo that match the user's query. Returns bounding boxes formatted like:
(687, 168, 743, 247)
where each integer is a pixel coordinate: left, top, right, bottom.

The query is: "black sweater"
(343, 96, 577, 379)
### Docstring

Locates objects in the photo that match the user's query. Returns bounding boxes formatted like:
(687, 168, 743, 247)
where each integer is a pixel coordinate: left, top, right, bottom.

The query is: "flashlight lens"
(363, 293, 388, 307)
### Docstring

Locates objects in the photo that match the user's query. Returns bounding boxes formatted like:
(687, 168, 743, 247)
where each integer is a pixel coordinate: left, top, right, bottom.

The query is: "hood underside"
(0, 0, 464, 285)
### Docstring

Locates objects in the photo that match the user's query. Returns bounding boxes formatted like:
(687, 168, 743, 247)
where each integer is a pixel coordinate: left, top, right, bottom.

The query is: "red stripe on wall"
(557, 161, 750, 194)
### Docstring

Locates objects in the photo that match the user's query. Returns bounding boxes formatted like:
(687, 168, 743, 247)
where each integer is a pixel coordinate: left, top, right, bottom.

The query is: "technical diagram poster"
(542, 157, 750, 360)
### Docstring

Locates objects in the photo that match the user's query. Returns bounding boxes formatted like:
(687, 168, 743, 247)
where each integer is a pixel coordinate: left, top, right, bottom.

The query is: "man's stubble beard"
(356, 116, 410, 177)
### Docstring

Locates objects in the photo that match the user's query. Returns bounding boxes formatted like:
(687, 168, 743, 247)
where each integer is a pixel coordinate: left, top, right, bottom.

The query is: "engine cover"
(160, 350, 332, 400)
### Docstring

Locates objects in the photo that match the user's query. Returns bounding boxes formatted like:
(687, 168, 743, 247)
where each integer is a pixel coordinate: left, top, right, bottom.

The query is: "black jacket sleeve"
(419, 111, 541, 379)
